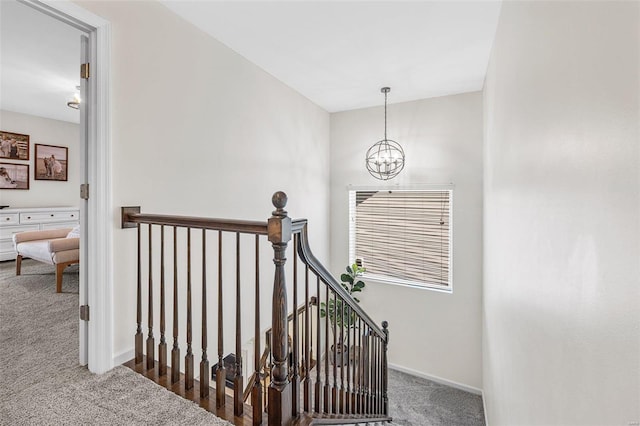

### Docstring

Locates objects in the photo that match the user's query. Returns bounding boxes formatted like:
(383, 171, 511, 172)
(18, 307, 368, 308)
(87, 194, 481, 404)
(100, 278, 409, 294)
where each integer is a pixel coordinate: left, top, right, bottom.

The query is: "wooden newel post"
(268, 191, 294, 425)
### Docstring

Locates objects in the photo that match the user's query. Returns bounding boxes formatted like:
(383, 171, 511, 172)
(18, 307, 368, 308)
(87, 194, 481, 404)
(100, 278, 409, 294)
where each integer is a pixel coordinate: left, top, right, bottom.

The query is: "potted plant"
(320, 262, 366, 366)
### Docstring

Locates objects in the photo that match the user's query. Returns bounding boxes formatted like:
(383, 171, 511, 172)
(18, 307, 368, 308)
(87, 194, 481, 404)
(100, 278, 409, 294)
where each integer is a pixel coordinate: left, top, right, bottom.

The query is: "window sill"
(362, 274, 453, 294)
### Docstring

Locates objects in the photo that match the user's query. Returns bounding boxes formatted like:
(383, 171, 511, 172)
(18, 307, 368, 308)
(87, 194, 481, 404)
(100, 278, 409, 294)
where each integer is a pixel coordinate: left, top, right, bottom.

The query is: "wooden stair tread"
(124, 359, 260, 426)
(294, 412, 393, 425)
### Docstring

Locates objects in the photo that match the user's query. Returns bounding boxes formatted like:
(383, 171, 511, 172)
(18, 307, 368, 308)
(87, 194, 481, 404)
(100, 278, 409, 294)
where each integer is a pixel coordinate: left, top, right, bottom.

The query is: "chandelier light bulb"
(67, 85, 81, 110)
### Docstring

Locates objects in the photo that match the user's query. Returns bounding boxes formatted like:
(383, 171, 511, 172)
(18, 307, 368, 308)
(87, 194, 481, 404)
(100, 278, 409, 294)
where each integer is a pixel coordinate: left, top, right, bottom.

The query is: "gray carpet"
(0, 259, 230, 426)
(387, 369, 485, 426)
(0, 259, 483, 426)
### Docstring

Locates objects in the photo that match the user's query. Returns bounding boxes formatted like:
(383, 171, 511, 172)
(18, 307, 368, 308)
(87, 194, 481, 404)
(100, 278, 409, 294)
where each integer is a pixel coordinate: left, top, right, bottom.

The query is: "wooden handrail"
(122, 211, 269, 235)
(293, 219, 387, 340)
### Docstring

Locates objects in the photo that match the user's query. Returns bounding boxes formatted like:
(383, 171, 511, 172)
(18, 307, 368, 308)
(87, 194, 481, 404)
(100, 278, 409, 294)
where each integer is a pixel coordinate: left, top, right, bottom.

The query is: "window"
(349, 189, 452, 291)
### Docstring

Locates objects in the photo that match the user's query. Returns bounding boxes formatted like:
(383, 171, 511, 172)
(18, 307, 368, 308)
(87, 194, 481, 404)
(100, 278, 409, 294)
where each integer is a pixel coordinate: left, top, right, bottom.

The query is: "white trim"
(113, 348, 135, 367)
(388, 363, 482, 395)
(36, 0, 108, 28)
(32, 0, 113, 375)
(348, 187, 454, 293)
(364, 274, 453, 294)
(78, 32, 89, 367)
(482, 390, 490, 426)
(347, 183, 455, 191)
(87, 18, 113, 375)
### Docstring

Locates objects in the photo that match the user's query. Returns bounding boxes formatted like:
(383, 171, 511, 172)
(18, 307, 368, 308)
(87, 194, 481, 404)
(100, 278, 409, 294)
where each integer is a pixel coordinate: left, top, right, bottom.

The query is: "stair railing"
(290, 218, 390, 422)
(121, 191, 390, 425)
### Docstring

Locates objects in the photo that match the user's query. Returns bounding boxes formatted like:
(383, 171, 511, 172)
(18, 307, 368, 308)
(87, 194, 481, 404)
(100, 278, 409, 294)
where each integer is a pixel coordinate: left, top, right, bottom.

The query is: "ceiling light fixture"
(365, 87, 405, 180)
(67, 86, 81, 110)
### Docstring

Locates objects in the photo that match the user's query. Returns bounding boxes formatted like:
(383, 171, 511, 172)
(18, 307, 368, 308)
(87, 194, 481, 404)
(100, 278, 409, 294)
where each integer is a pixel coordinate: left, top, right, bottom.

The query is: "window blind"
(349, 189, 452, 288)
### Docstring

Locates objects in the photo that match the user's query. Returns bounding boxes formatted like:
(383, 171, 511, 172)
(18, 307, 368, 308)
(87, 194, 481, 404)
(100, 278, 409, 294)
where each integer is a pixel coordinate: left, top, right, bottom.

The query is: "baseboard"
(388, 363, 482, 395)
(482, 390, 489, 426)
(113, 348, 134, 367)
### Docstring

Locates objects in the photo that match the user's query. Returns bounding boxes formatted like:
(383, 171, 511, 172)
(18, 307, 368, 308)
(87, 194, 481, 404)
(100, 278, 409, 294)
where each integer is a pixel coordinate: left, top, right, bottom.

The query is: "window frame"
(348, 185, 454, 293)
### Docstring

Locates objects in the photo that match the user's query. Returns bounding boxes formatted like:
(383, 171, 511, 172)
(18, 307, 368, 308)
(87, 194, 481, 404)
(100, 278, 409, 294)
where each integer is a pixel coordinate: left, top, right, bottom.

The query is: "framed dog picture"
(0, 163, 29, 190)
(0, 131, 29, 160)
(35, 144, 68, 181)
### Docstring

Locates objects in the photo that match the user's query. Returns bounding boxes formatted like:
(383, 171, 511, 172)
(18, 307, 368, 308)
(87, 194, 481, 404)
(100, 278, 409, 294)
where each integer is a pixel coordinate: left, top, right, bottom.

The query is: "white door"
(78, 34, 89, 366)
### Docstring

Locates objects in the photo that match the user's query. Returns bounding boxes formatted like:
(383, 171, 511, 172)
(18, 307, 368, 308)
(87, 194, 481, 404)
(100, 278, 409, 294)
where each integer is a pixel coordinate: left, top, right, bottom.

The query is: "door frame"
(21, 0, 113, 374)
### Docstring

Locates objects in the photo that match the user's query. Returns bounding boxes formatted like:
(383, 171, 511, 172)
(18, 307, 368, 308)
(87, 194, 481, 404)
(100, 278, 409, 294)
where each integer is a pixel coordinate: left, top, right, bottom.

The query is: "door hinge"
(80, 183, 89, 200)
(81, 63, 90, 79)
(80, 305, 90, 321)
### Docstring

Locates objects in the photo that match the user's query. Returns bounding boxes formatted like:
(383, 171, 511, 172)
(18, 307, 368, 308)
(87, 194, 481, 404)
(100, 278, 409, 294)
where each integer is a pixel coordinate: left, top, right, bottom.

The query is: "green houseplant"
(320, 262, 366, 365)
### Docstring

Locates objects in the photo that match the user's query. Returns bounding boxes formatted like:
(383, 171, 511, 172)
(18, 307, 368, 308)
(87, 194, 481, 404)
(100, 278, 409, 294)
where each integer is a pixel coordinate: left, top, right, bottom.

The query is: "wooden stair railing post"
(291, 233, 300, 418)
(147, 224, 155, 371)
(332, 291, 338, 414)
(302, 266, 311, 412)
(252, 234, 263, 425)
(216, 230, 226, 408)
(185, 228, 194, 390)
(135, 224, 143, 364)
(267, 191, 293, 425)
(340, 309, 346, 414)
(357, 316, 363, 413)
(234, 232, 243, 416)
(364, 326, 370, 414)
(200, 229, 210, 399)
(382, 320, 389, 416)
(345, 305, 352, 415)
(159, 225, 167, 376)
(323, 285, 330, 414)
(315, 275, 322, 413)
(171, 227, 180, 384)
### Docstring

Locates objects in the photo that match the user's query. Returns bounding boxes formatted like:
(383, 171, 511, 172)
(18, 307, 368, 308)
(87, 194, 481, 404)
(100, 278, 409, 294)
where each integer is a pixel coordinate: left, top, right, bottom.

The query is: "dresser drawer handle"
(27, 216, 31, 219)
(50, 214, 54, 217)
(70, 215, 74, 217)
(5, 218, 9, 221)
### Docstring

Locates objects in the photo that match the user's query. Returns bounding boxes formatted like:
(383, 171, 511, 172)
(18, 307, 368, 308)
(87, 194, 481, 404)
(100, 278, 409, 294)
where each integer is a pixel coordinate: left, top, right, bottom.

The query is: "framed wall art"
(0, 131, 29, 160)
(0, 163, 29, 190)
(35, 144, 68, 181)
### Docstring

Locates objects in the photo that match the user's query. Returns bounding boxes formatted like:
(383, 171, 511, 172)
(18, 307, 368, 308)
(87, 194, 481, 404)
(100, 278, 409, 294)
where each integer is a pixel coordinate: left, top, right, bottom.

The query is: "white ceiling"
(0, 1, 502, 122)
(0, 0, 82, 124)
(161, 1, 502, 112)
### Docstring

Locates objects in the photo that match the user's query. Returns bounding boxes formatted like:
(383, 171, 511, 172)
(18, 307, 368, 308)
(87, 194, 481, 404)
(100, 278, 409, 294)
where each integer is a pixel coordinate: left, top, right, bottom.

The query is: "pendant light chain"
(384, 90, 388, 141)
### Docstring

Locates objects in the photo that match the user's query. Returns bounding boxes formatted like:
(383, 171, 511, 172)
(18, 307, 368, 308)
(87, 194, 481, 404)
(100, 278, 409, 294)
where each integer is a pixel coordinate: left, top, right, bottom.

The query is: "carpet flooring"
(0, 259, 484, 426)
(387, 369, 485, 425)
(0, 259, 230, 426)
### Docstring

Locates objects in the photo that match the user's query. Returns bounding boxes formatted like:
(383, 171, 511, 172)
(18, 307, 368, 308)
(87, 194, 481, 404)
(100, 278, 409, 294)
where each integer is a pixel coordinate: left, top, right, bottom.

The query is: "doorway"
(15, 0, 112, 374)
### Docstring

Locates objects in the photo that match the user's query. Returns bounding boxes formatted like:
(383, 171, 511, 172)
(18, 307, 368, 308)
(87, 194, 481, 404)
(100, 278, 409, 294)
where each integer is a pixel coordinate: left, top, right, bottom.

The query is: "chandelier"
(365, 87, 405, 180)
(67, 86, 81, 110)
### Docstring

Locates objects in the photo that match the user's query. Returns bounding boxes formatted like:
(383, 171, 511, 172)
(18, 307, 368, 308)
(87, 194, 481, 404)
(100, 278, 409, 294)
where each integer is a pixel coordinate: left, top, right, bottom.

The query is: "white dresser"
(0, 207, 80, 261)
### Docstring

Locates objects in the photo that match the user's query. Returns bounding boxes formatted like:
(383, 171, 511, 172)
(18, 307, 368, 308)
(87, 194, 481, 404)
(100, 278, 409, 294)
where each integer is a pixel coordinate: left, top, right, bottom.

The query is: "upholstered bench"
(13, 227, 79, 293)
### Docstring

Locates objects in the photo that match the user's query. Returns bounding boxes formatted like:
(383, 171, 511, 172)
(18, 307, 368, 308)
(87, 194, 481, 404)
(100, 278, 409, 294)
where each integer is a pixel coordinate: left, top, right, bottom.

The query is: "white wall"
(75, 1, 330, 363)
(330, 92, 483, 391)
(483, 2, 639, 424)
(0, 110, 79, 207)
